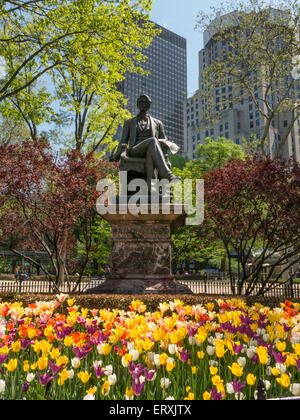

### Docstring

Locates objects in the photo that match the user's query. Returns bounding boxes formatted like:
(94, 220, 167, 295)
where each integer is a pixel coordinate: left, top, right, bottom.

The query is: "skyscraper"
(117, 22, 187, 153)
(184, 11, 300, 163)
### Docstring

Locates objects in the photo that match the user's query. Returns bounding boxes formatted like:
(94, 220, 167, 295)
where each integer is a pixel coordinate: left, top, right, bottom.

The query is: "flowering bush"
(0, 295, 299, 400)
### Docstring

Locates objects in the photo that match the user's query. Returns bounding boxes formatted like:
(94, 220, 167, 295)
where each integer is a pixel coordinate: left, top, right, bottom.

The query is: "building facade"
(117, 22, 187, 153)
(184, 12, 300, 162)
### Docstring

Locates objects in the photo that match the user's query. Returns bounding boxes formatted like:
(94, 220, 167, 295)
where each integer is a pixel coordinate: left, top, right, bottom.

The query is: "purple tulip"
(231, 342, 244, 355)
(179, 348, 191, 362)
(272, 350, 287, 364)
(211, 388, 223, 400)
(22, 382, 30, 393)
(55, 326, 73, 340)
(232, 379, 246, 393)
(0, 353, 8, 363)
(48, 359, 65, 374)
(144, 368, 156, 381)
(38, 372, 54, 386)
(73, 343, 91, 359)
(132, 378, 145, 396)
(21, 339, 31, 350)
(94, 364, 104, 378)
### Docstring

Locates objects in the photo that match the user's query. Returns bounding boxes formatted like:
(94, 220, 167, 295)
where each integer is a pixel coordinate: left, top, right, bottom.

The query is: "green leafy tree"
(171, 137, 245, 271)
(186, 136, 245, 178)
(0, 0, 158, 149)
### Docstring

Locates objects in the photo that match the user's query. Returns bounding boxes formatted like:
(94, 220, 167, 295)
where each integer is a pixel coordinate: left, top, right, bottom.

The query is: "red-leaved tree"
(0, 139, 116, 291)
(202, 156, 300, 295)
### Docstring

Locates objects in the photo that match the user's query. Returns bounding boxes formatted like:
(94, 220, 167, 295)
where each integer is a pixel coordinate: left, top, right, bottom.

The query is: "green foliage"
(171, 137, 245, 269)
(76, 215, 111, 275)
(168, 154, 189, 170)
(0, 0, 158, 150)
(187, 137, 245, 178)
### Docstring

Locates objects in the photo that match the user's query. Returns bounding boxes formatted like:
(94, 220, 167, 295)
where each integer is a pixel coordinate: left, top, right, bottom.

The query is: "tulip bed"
(0, 295, 299, 400)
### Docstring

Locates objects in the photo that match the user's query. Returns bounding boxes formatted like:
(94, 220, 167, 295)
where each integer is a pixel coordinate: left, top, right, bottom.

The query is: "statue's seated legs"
(128, 137, 172, 185)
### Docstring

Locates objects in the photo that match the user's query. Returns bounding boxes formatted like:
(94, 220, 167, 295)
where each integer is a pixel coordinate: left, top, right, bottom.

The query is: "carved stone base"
(85, 204, 193, 295)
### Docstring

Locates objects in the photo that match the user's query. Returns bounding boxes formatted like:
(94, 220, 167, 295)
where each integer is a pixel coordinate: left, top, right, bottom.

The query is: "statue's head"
(137, 94, 151, 113)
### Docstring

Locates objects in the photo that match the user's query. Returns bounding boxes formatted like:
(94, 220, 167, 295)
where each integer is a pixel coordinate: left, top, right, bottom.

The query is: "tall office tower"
(184, 11, 300, 162)
(117, 22, 187, 153)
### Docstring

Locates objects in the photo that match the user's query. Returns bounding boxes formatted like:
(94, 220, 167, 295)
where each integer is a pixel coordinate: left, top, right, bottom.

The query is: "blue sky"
(151, 0, 223, 96)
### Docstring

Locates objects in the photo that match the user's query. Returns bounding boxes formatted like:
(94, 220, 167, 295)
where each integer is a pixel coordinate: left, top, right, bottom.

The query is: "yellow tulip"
(23, 360, 30, 372)
(27, 327, 37, 339)
(67, 298, 75, 307)
(159, 353, 168, 366)
(203, 391, 211, 400)
(77, 371, 92, 384)
(292, 343, 300, 357)
(39, 340, 52, 356)
(197, 351, 205, 359)
(4, 358, 18, 372)
(50, 348, 61, 360)
(86, 387, 96, 395)
(184, 392, 195, 400)
(271, 367, 280, 377)
(64, 336, 73, 347)
(191, 366, 198, 375)
(211, 375, 223, 387)
(57, 355, 68, 367)
(246, 373, 256, 386)
(166, 361, 176, 372)
(256, 346, 269, 365)
(195, 326, 208, 344)
(125, 386, 134, 399)
(276, 341, 286, 352)
(44, 325, 54, 338)
(209, 366, 218, 376)
(58, 369, 70, 386)
(37, 356, 48, 371)
(0, 346, 9, 355)
(11, 341, 21, 353)
(228, 362, 243, 377)
(205, 302, 214, 311)
(101, 380, 110, 396)
(101, 344, 112, 356)
(276, 373, 290, 388)
(215, 340, 226, 358)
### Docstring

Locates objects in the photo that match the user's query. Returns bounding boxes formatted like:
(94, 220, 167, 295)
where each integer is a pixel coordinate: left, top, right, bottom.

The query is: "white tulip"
(206, 345, 215, 356)
(0, 379, 5, 393)
(83, 394, 95, 400)
(168, 344, 177, 355)
(103, 365, 113, 376)
(237, 357, 246, 367)
(160, 377, 171, 389)
(129, 349, 139, 361)
(26, 373, 35, 383)
(71, 357, 80, 368)
(108, 374, 117, 385)
(290, 383, 300, 396)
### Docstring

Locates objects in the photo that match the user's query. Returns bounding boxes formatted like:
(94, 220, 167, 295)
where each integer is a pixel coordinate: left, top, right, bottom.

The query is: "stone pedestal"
(86, 203, 192, 294)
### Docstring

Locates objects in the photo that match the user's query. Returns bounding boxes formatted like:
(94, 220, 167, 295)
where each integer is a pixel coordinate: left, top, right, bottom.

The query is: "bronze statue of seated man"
(109, 94, 180, 189)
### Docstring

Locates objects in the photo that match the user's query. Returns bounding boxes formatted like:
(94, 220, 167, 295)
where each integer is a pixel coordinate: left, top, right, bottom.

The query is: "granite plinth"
(86, 203, 192, 295)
